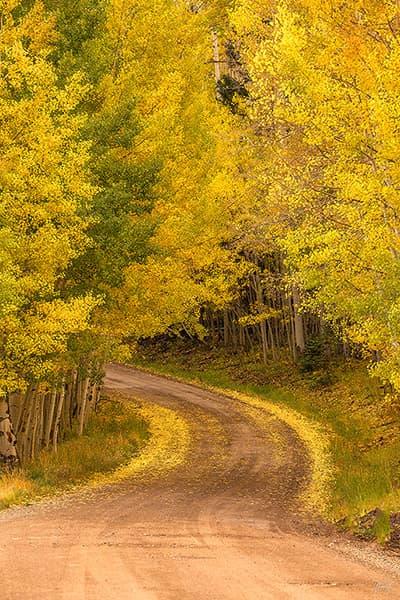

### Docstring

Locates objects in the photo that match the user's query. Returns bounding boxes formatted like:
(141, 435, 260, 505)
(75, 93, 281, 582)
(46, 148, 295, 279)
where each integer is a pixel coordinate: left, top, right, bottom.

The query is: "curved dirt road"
(0, 364, 399, 599)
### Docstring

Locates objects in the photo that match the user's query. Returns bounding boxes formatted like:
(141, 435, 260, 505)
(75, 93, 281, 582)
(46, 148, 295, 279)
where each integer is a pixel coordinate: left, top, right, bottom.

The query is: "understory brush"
(134, 340, 400, 545)
(0, 398, 149, 510)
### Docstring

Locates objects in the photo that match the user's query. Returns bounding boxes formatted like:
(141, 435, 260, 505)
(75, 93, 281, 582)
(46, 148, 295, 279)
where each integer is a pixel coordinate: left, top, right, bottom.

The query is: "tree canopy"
(3, 0, 400, 463)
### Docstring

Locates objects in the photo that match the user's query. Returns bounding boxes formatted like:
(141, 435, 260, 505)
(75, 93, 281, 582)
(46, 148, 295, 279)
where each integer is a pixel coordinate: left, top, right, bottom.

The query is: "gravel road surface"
(0, 364, 399, 599)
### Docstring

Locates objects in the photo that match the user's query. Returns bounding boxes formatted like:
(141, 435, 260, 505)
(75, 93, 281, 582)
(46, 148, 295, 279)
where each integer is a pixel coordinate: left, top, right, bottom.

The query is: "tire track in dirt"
(0, 363, 399, 599)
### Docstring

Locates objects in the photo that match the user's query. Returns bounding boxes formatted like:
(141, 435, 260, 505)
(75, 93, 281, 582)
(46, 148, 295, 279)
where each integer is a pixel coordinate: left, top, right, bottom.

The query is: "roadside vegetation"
(0, 398, 149, 510)
(135, 340, 400, 546)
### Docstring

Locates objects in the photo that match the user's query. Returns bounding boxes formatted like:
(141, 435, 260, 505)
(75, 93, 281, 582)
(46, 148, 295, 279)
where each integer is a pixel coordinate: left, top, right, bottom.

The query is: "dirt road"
(0, 364, 399, 599)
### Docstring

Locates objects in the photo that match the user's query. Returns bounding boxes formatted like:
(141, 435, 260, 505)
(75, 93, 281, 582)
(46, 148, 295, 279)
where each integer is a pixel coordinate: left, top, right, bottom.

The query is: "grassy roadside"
(134, 341, 400, 546)
(0, 397, 150, 510)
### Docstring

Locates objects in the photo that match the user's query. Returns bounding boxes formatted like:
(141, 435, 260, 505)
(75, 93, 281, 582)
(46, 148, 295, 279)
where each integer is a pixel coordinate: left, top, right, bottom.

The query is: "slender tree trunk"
(252, 270, 269, 364)
(84, 382, 96, 429)
(0, 394, 18, 467)
(30, 392, 41, 460)
(44, 390, 57, 448)
(53, 381, 66, 453)
(64, 371, 77, 429)
(267, 319, 277, 361)
(94, 386, 101, 412)
(292, 285, 305, 357)
(78, 377, 90, 436)
(212, 29, 221, 83)
(10, 391, 24, 435)
(223, 310, 230, 347)
(239, 322, 245, 348)
(20, 387, 36, 462)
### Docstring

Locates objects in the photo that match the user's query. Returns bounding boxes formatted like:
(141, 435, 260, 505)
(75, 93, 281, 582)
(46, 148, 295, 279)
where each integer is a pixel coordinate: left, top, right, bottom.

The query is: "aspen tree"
(228, 0, 400, 386)
(0, 0, 96, 461)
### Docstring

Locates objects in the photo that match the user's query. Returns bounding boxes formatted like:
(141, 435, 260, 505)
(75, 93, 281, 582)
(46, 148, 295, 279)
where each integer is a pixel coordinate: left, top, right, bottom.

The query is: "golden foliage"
(229, 0, 400, 390)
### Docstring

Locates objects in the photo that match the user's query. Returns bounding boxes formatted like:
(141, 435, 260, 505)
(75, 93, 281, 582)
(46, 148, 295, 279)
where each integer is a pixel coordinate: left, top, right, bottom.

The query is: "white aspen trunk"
(212, 30, 221, 83)
(30, 393, 40, 460)
(78, 378, 90, 436)
(10, 391, 24, 435)
(62, 378, 71, 431)
(44, 390, 57, 448)
(0, 394, 18, 467)
(253, 270, 269, 364)
(53, 381, 66, 453)
(292, 285, 305, 356)
(38, 391, 45, 448)
(84, 383, 96, 428)
(15, 386, 32, 436)
(20, 387, 36, 462)
(283, 293, 296, 361)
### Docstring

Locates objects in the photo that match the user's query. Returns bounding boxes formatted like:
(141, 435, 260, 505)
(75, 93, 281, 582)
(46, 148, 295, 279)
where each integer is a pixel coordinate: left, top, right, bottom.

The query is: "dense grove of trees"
(1, 0, 400, 464)
(0, 0, 242, 463)
(225, 0, 400, 385)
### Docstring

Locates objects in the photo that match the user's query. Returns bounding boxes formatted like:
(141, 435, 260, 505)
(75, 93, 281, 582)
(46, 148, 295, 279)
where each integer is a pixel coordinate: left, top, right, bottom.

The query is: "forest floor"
(0, 364, 400, 599)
